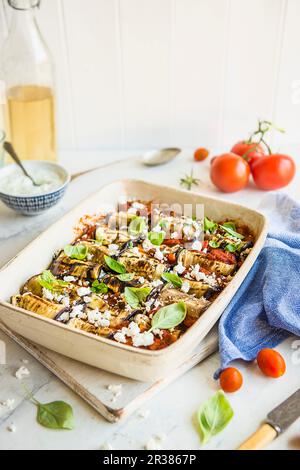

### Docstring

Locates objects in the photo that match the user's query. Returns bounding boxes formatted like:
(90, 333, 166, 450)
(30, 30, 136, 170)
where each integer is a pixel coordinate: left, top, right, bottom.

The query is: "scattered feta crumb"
(152, 224, 162, 233)
(174, 262, 185, 274)
(58, 310, 70, 322)
(77, 287, 91, 297)
(154, 248, 164, 261)
(171, 231, 179, 239)
(108, 244, 119, 255)
(128, 207, 137, 215)
(132, 332, 154, 347)
(63, 275, 76, 282)
(70, 304, 84, 319)
(181, 280, 190, 294)
(87, 253, 93, 261)
(138, 276, 145, 284)
(122, 321, 140, 338)
(15, 366, 30, 380)
(131, 246, 140, 256)
(107, 384, 123, 397)
(151, 279, 163, 288)
(114, 332, 127, 343)
(7, 423, 16, 433)
(61, 295, 70, 307)
(191, 240, 202, 251)
(142, 239, 154, 252)
(1, 399, 15, 410)
(42, 287, 54, 301)
(153, 329, 164, 339)
(83, 296, 92, 304)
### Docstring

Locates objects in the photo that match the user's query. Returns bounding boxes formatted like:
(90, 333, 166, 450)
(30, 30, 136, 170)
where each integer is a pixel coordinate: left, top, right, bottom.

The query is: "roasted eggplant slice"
(67, 318, 113, 337)
(119, 253, 165, 280)
(50, 252, 102, 280)
(158, 288, 210, 321)
(11, 293, 65, 319)
(178, 250, 236, 276)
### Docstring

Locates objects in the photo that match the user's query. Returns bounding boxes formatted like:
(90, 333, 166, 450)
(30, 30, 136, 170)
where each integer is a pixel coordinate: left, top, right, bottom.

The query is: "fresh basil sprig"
(161, 272, 183, 288)
(204, 217, 218, 233)
(104, 255, 126, 274)
(220, 224, 244, 240)
(117, 273, 135, 282)
(196, 391, 234, 444)
(38, 270, 68, 292)
(64, 244, 88, 260)
(124, 287, 151, 308)
(148, 231, 165, 246)
(128, 216, 147, 237)
(91, 280, 108, 294)
(225, 243, 239, 253)
(149, 302, 186, 331)
(208, 239, 220, 249)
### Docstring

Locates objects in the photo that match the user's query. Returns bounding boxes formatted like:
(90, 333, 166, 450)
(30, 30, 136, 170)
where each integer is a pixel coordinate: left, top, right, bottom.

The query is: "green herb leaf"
(128, 216, 147, 237)
(117, 273, 135, 282)
(124, 286, 151, 309)
(104, 255, 126, 274)
(161, 272, 183, 288)
(222, 221, 236, 231)
(197, 391, 234, 444)
(38, 270, 68, 292)
(159, 219, 170, 230)
(204, 217, 218, 233)
(219, 224, 244, 240)
(209, 240, 220, 249)
(36, 401, 75, 430)
(64, 244, 88, 260)
(149, 302, 186, 331)
(91, 280, 108, 294)
(148, 231, 165, 246)
(225, 243, 239, 253)
(180, 170, 200, 191)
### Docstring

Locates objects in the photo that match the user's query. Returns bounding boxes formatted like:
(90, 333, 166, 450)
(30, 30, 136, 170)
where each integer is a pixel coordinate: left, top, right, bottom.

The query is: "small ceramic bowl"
(0, 161, 70, 216)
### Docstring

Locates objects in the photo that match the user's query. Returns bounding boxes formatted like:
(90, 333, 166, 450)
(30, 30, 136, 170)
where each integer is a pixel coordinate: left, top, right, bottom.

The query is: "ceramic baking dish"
(0, 180, 268, 381)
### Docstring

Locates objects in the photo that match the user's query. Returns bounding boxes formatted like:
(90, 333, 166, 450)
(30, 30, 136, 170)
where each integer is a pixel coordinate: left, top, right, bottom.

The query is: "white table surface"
(0, 148, 299, 450)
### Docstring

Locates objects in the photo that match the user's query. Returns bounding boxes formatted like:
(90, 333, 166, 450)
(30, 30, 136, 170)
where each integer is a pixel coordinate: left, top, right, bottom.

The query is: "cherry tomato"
(210, 153, 250, 193)
(194, 147, 209, 162)
(220, 367, 243, 393)
(257, 348, 286, 378)
(166, 253, 177, 264)
(208, 248, 236, 265)
(251, 154, 296, 190)
(164, 239, 182, 246)
(231, 141, 265, 164)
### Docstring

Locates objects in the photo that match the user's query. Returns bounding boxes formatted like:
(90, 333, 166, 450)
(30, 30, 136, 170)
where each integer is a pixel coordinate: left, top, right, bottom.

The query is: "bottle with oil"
(0, 0, 57, 162)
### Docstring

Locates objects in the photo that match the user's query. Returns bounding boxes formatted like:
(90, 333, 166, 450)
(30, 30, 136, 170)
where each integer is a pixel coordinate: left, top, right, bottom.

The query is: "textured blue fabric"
(215, 193, 300, 378)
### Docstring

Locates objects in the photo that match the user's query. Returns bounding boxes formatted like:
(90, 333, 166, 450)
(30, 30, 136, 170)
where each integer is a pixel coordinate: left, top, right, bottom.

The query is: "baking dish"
(0, 180, 268, 381)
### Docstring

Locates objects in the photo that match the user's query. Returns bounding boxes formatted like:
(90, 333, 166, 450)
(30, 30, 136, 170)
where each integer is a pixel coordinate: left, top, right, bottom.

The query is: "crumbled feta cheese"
(87, 309, 100, 324)
(61, 295, 70, 307)
(101, 442, 114, 450)
(138, 276, 145, 284)
(87, 253, 93, 261)
(108, 244, 119, 255)
(171, 231, 179, 239)
(15, 367, 30, 380)
(132, 332, 154, 347)
(114, 332, 127, 343)
(98, 318, 110, 328)
(63, 275, 76, 282)
(152, 224, 162, 233)
(174, 262, 185, 274)
(181, 280, 190, 294)
(154, 300, 161, 309)
(154, 248, 164, 261)
(126, 321, 140, 337)
(103, 310, 111, 320)
(83, 296, 92, 304)
(107, 384, 123, 397)
(151, 279, 163, 288)
(183, 225, 194, 239)
(1, 399, 15, 410)
(77, 287, 91, 297)
(42, 287, 54, 301)
(7, 424, 16, 433)
(202, 248, 208, 254)
(132, 202, 145, 210)
(58, 310, 70, 322)
(143, 238, 154, 252)
(191, 240, 202, 251)
(128, 207, 137, 215)
(70, 304, 84, 319)
(131, 246, 140, 256)
(145, 299, 155, 312)
(153, 329, 164, 339)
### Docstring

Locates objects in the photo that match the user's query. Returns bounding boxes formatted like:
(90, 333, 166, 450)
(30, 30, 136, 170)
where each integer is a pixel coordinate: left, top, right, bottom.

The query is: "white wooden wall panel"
(274, 0, 300, 147)
(171, 0, 230, 148)
(119, 0, 171, 149)
(0, 0, 299, 151)
(63, 0, 122, 150)
(222, 0, 284, 147)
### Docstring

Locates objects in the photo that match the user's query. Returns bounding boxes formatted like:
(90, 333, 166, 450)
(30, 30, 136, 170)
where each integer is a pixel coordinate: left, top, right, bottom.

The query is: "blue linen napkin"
(215, 193, 300, 378)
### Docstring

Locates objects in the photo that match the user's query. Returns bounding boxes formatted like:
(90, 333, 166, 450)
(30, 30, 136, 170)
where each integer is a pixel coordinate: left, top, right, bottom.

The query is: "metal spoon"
(3, 141, 41, 187)
(142, 147, 181, 167)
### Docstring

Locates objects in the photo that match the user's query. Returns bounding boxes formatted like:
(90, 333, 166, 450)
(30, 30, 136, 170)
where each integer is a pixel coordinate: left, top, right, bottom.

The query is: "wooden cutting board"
(0, 321, 218, 423)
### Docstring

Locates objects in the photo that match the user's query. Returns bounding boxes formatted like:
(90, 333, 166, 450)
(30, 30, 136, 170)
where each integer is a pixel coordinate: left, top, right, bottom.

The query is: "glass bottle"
(0, 0, 57, 162)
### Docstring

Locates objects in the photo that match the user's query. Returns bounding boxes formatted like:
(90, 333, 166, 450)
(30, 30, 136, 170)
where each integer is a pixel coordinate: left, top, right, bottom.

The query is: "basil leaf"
(222, 221, 236, 231)
(36, 401, 75, 430)
(204, 217, 218, 233)
(91, 280, 108, 294)
(150, 302, 186, 331)
(225, 243, 238, 253)
(38, 270, 68, 292)
(104, 255, 126, 274)
(124, 287, 151, 309)
(148, 231, 165, 246)
(117, 273, 135, 282)
(219, 224, 244, 240)
(64, 244, 88, 260)
(128, 216, 147, 237)
(209, 240, 220, 249)
(161, 272, 183, 288)
(197, 391, 234, 444)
